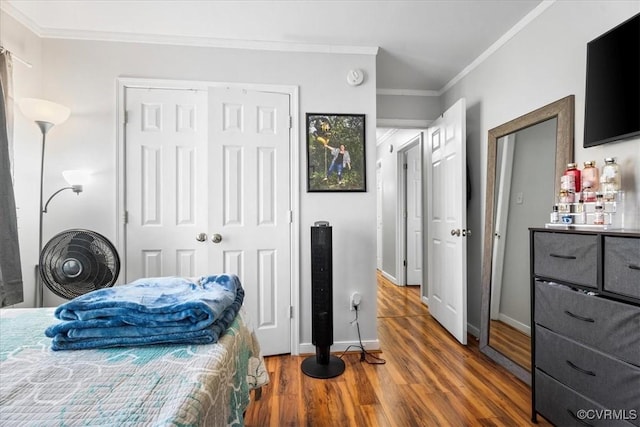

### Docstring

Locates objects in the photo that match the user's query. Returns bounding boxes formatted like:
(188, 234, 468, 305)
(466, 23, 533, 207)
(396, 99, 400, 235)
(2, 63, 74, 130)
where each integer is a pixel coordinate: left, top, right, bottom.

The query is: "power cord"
(339, 305, 386, 365)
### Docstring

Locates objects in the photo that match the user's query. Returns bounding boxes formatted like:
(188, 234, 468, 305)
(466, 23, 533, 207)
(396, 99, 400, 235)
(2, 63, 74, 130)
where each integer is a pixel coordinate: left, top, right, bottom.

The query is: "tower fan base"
(301, 355, 345, 379)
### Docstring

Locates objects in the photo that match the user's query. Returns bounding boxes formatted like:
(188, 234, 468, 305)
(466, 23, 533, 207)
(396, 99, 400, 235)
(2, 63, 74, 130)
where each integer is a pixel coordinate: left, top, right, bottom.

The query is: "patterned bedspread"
(0, 307, 269, 426)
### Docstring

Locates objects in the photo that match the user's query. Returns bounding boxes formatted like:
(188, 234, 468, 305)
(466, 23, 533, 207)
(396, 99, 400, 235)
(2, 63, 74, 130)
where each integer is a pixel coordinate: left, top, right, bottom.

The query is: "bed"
(0, 306, 269, 426)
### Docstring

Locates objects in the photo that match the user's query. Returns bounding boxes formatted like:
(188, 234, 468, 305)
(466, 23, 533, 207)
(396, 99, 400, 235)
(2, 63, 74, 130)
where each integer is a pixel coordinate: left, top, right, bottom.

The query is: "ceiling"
(3, 0, 546, 93)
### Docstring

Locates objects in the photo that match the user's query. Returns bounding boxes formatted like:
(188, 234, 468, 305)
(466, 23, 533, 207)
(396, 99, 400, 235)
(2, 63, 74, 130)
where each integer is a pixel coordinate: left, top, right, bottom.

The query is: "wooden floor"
(244, 271, 550, 426)
(489, 320, 531, 372)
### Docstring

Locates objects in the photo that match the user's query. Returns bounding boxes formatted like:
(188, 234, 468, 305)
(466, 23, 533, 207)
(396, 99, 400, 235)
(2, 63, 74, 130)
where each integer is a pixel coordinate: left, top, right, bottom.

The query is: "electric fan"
(40, 229, 120, 299)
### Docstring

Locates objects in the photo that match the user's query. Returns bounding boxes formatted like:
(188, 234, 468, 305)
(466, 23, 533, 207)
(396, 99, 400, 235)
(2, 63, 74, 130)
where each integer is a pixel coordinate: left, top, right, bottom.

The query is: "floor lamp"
(19, 98, 72, 307)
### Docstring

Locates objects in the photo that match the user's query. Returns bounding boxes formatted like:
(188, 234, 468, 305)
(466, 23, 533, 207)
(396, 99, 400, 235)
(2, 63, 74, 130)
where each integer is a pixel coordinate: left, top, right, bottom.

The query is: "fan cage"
(40, 229, 120, 299)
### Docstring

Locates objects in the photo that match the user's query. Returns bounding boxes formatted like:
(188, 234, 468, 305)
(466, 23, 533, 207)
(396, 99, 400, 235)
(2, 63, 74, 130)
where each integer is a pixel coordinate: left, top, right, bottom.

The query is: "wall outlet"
(350, 292, 362, 311)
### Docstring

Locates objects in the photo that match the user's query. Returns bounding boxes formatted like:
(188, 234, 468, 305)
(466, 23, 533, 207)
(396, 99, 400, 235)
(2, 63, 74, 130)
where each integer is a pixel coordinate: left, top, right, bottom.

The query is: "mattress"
(0, 307, 269, 426)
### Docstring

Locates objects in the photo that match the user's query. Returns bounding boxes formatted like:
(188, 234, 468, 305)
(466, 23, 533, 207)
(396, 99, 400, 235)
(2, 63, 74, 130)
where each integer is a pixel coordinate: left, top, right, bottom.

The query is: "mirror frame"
(480, 95, 575, 385)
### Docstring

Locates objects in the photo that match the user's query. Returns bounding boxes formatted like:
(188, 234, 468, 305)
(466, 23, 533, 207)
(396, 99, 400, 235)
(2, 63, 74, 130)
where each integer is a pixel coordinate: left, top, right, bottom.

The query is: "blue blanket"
(45, 274, 244, 351)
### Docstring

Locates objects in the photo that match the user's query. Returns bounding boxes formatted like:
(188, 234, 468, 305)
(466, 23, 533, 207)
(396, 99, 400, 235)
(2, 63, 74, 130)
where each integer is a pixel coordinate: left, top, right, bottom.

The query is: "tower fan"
(39, 229, 120, 300)
(301, 221, 345, 379)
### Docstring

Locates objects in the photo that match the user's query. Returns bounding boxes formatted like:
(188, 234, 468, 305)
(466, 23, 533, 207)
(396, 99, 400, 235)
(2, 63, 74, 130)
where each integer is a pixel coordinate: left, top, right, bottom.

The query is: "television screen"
(584, 13, 640, 148)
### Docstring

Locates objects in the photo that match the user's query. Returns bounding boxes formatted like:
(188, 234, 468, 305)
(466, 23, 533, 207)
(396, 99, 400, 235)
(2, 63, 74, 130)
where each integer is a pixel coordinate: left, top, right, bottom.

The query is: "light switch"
(516, 192, 524, 204)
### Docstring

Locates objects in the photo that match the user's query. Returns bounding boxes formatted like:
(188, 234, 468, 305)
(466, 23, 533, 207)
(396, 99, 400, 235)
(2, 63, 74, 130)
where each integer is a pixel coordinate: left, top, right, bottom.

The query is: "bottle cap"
(604, 157, 615, 164)
(584, 161, 594, 167)
(567, 163, 577, 169)
(553, 205, 558, 211)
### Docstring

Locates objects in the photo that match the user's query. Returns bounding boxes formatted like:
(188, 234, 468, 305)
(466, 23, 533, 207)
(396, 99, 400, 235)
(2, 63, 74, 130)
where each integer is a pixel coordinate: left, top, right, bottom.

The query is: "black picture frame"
(306, 113, 366, 192)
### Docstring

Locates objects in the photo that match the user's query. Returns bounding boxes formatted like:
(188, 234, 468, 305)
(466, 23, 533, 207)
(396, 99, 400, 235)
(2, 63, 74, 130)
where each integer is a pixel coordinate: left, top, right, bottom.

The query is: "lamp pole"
(18, 98, 71, 307)
(36, 121, 53, 308)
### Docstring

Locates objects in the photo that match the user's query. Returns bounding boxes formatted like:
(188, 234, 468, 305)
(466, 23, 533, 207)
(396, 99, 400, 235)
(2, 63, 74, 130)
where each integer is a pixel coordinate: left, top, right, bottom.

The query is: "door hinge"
(403, 260, 407, 267)
(124, 110, 129, 125)
(289, 116, 293, 129)
(123, 210, 129, 224)
(404, 163, 408, 170)
(288, 305, 294, 319)
(287, 210, 293, 224)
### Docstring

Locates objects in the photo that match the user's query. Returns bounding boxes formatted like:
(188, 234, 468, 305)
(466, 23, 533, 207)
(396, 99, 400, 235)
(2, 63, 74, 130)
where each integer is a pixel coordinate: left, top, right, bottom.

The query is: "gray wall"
(2, 11, 378, 352)
(441, 1, 640, 334)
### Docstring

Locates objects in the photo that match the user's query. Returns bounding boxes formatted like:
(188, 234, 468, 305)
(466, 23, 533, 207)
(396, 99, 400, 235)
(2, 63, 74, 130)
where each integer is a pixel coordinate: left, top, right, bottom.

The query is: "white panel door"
(208, 87, 291, 356)
(126, 88, 208, 280)
(406, 143, 422, 286)
(125, 86, 292, 356)
(426, 98, 467, 345)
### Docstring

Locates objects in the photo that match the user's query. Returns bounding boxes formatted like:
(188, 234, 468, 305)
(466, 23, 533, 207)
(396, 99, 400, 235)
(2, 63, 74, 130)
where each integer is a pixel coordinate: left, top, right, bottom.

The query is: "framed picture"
(306, 113, 366, 192)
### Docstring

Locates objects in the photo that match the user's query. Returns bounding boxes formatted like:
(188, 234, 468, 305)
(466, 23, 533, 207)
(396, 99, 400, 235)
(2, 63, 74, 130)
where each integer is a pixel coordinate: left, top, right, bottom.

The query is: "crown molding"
(378, 0, 556, 97)
(377, 88, 439, 97)
(439, 0, 555, 94)
(0, 2, 378, 56)
(1, 1, 44, 37)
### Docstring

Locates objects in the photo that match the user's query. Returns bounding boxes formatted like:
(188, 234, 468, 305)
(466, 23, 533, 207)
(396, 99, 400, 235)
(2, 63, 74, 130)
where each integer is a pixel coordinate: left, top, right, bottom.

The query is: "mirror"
(480, 95, 574, 385)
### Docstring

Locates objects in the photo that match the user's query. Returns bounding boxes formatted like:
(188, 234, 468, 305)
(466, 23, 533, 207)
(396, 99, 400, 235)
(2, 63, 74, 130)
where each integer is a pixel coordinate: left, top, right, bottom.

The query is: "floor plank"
(244, 271, 550, 426)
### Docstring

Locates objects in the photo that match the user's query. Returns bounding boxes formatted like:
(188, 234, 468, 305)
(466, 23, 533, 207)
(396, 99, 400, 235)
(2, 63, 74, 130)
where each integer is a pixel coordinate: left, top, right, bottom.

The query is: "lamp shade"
(19, 98, 70, 125)
(62, 170, 91, 186)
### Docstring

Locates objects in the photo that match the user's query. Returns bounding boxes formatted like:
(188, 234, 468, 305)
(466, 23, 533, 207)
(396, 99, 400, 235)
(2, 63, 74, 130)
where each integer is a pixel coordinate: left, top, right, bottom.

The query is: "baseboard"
(379, 269, 397, 285)
(497, 313, 531, 336)
(467, 322, 480, 338)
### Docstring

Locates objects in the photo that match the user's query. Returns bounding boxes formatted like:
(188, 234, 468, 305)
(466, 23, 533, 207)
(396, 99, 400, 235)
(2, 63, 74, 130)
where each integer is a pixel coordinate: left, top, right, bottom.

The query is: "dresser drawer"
(533, 231, 598, 288)
(535, 281, 640, 366)
(604, 236, 640, 299)
(535, 325, 640, 420)
(535, 370, 636, 427)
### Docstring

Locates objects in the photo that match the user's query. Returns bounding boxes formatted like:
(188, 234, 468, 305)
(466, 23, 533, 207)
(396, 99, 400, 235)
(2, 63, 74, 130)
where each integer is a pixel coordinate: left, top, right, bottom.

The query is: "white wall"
(2, 11, 378, 352)
(377, 94, 441, 123)
(441, 1, 640, 333)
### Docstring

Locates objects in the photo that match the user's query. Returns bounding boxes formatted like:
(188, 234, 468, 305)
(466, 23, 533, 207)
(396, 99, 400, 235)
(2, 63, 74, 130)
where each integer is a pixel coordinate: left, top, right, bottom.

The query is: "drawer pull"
(567, 409, 594, 427)
(566, 360, 596, 376)
(564, 310, 595, 323)
(629, 264, 640, 271)
(549, 253, 577, 260)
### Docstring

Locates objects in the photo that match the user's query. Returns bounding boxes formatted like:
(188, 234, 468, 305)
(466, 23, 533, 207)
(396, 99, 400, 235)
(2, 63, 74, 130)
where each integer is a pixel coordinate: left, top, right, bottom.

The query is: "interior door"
(405, 142, 422, 286)
(125, 88, 209, 280)
(426, 98, 468, 345)
(125, 85, 292, 356)
(208, 87, 292, 356)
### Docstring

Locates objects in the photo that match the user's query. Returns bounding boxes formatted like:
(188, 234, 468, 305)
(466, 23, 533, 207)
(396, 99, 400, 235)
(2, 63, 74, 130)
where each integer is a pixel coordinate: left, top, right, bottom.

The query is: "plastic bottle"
(581, 184, 596, 203)
(564, 163, 581, 194)
(593, 194, 605, 225)
(600, 158, 620, 201)
(577, 200, 587, 224)
(582, 161, 599, 192)
(550, 205, 560, 223)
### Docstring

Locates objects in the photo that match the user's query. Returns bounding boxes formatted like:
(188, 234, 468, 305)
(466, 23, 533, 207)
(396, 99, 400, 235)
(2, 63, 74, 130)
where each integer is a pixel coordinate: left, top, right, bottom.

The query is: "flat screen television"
(584, 13, 640, 148)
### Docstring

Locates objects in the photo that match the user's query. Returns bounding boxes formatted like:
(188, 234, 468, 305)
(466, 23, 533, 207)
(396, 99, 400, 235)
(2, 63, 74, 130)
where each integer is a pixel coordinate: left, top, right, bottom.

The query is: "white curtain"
(0, 50, 24, 307)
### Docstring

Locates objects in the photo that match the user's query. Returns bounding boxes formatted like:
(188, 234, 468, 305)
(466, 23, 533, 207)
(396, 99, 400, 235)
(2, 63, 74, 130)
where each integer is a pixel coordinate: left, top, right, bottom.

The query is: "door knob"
(450, 229, 461, 237)
(211, 233, 223, 243)
(196, 232, 207, 242)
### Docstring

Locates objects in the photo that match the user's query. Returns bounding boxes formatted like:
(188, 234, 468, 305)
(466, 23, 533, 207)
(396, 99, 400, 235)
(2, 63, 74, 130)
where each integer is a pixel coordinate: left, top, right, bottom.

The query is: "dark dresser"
(530, 228, 640, 426)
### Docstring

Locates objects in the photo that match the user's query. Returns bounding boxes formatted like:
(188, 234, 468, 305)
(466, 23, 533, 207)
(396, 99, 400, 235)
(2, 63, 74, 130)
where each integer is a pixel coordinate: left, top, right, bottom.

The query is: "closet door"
(125, 87, 209, 279)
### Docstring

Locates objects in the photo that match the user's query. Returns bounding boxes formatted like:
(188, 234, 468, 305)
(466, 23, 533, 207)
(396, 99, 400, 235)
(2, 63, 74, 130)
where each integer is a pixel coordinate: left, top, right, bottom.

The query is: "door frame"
(116, 77, 301, 354)
(395, 134, 423, 289)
